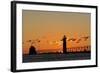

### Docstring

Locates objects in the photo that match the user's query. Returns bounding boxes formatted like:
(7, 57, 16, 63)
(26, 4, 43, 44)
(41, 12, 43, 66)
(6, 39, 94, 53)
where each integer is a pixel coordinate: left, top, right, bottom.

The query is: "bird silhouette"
(81, 36, 89, 41)
(76, 39, 81, 43)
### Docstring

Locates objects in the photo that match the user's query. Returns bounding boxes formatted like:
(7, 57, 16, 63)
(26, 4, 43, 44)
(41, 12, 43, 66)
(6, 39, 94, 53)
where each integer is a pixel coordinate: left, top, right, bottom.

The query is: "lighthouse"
(62, 35, 67, 54)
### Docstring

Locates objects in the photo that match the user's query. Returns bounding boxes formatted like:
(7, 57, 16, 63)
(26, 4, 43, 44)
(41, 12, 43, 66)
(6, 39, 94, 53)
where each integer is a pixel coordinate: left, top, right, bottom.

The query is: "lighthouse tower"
(62, 35, 67, 54)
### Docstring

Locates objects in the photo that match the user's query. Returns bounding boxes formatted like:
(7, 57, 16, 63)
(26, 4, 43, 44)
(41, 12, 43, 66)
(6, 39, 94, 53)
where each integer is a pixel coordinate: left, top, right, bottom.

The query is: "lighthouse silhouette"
(62, 35, 67, 54)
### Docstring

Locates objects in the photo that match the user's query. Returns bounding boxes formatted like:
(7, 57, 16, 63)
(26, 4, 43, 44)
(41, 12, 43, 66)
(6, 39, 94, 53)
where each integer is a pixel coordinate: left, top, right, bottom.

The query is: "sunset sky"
(22, 10, 91, 54)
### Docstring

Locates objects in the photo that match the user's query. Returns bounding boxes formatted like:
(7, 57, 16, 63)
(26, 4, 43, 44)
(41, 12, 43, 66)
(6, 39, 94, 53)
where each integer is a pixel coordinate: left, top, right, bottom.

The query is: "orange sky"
(22, 10, 91, 54)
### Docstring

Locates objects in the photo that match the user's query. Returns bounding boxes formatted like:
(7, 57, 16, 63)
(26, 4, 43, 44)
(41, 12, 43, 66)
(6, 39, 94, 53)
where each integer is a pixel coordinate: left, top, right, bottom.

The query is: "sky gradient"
(22, 10, 91, 54)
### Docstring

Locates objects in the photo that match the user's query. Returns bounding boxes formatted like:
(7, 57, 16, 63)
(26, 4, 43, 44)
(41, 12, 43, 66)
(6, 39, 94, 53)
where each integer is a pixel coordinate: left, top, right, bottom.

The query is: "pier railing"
(67, 45, 91, 53)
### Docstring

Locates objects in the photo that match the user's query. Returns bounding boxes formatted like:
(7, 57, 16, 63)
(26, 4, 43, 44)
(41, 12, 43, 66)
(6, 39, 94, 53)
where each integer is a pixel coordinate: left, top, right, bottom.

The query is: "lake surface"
(23, 52, 91, 63)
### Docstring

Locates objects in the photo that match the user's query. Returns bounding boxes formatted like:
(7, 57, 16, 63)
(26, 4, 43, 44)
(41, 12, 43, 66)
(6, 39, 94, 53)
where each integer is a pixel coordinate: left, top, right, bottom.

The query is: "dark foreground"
(23, 52, 91, 63)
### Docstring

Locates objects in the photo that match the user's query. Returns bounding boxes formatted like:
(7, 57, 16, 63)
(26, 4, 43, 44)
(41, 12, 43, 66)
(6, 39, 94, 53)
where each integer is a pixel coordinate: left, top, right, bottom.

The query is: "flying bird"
(36, 39, 41, 43)
(81, 36, 89, 41)
(26, 39, 40, 45)
(26, 40, 32, 42)
(76, 39, 81, 43)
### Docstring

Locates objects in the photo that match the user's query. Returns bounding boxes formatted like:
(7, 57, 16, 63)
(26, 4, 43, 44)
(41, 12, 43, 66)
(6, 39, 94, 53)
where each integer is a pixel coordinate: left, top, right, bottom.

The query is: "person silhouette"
(29, 45, 37, 55)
